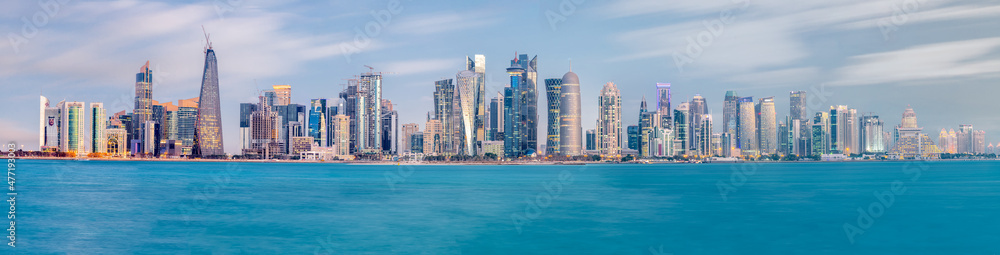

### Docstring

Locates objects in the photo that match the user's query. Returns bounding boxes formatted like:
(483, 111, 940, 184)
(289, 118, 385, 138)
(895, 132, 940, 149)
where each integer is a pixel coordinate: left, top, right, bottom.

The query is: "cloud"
(390, 11, 501, 35)
(830, 37, 1000, 86)
(376, 58, 461, 76)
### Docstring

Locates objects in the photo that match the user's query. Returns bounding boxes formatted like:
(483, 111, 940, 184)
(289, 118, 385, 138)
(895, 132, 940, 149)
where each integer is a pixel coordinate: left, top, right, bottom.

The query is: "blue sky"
(1, 0, 998, 154)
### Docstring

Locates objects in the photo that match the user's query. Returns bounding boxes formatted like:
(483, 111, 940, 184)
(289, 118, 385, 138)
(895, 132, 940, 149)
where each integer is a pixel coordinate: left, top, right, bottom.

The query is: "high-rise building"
(490, 93, 505, 141)
(722, 91, 740, 142)
(656, 83, 672, 128)
(272, 85, 291, 106)
(434, 79, 455, 154)
(380, 100, 398, 155)
(699, 115, 714, 156)
(957, 125, 975, 154)
(812, 112, 830, 155)
(332, 114, 351, 156)
(559, 70, 582, 156)
(974, 130, 986, 154)
(133, 61, 153, 154)
(627, 125, 640, 150)
(674, 102, 689, 155)
(504, 60, 525, 158)
(240, 103, 257, 152)
(789, 91, 809, 156)
(423, 119, 443, 156)
(360, 72, 383, 153)
(410, 132, 424, 154)
(688, 94, 708, 154)
(62, 102, 85, 154)
(193, 40, 224, 157)
(247, 95, 282, 159)
(830, 106, 857, 155)
(756, 97, 776, 155)
(737, 97, 757, 156)
(40, 96, 61, 151)
(90, 103, 106, 154)
(455, 70, 479, 155)
(545, 78, 562, 155)
(308, 99, 328, 147)
(889, 106, 941, 158)
(401, 123, 419, 154)
(585, 129, 597, 151)
(597, 82, 622, 156)
(467, 55, 488, 155)
(860, 114, 885, 154)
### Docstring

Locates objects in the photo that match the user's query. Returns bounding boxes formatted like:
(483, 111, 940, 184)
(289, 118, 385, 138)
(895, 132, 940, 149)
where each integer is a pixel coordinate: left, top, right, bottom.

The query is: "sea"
(10, 160, 1000, 254)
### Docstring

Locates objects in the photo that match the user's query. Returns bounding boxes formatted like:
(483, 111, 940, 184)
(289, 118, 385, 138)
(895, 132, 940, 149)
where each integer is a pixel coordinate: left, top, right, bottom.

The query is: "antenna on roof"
(202, 25, 212, 52)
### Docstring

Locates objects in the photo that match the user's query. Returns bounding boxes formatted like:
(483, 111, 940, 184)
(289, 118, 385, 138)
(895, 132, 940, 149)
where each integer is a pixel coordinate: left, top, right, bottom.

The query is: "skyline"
(2, 0, 999, 154)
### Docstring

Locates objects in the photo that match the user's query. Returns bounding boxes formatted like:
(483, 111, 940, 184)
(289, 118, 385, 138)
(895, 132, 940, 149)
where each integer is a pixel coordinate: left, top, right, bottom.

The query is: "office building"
(596, 82, 621, 156)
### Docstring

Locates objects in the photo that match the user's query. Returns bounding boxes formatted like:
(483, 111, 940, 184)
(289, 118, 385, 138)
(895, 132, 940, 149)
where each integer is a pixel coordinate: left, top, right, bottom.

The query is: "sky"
(1, 0, 998, 154)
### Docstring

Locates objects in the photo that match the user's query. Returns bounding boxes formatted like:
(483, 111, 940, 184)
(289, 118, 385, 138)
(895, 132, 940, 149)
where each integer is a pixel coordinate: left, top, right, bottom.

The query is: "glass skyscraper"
(545, 78, 562, 155)
(193, 44, 225, 157)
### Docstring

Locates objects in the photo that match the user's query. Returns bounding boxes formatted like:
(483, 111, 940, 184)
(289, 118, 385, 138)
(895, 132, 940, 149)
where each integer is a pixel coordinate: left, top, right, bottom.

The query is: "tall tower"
(193, 30, 225, 157)
(558, 70, 582, 156)
(722, 91, 740, 143)
(737, 97, 757, 155)
(504, 58, 525, 158)
(360, 71, 383, 153)
(789, 91, 808, 155)
(756, 97, 776, 155)
(688, 94, 708, 154)
(455, 70, 479, 155)
(134, 61, 153, 153)
(468, 55, 487, 151)
(545, 78, 562, 155)
(597, 82, 622, 156)
(656, 83, 672, 128)
(62, 102, 86, 154)
(91, 103, 106, 154)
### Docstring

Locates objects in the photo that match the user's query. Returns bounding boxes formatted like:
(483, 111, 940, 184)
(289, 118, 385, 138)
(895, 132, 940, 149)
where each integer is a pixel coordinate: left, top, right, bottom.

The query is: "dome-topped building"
(559, 70, 582, 156)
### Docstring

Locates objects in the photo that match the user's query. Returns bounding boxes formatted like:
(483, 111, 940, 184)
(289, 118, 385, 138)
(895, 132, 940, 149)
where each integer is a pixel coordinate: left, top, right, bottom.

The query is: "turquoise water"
(11, 160, 1000, 254)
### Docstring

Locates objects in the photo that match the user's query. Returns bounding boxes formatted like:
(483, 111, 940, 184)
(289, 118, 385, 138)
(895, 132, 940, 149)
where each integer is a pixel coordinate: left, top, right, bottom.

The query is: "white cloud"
(830, 37, 1000, 86)
(376, 58, 461, 76)
(390, 11, 501, 35)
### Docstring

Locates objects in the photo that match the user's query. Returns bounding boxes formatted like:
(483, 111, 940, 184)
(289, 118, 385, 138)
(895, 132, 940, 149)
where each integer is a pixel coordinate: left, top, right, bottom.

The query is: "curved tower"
(559, 71, 582, 156)
(455, 70, 479, 155)
(193, 35, 225, 157)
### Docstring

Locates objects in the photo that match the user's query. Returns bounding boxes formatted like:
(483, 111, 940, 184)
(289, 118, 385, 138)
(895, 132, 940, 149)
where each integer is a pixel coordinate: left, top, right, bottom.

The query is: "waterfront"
(17, 160, 1000, 254)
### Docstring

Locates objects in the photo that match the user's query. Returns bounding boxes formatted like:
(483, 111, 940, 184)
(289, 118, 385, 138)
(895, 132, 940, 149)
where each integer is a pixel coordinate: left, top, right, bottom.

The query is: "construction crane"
(201, 25, 212, 52)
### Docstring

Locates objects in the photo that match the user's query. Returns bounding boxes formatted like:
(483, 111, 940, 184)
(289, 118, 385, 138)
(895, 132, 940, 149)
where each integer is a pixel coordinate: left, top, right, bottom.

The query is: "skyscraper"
(737, 97, 757, 156)
(467, 55, 488, 153)
(860, 114, 885, 154)
(656, 83, 672, 128)
(756, 97, 776, 155)
(62, 102, 85, 154)
(134, 61, 153, 154)
(490, 92, 504, 141)
(559, 70, 582, 156)
(627, 125, 640, 151)
(193, 39, 225, 157)
(272, 85, 291, 106)
(674, 102, 689, 155)
(545, 78, 562, 155)
(789, 91, 809, 155)
(723, 91, 740, 145)
(455, 70, 479, 155)
(597, 82, 622, 156)
(889, 106, 941, 158)
(434, 79, 455, 154)
(585, 129, 596, 151)
(40, 96, 61, 151)
(812, 112, 831, 155)
(360, 72, 383, 153)
(380, 99, 398, 155)
(308, 99, 327, 147)
(401, 123, 419, 154)
(90, 103, 106, 154)
(688, 94, 708, 154)
(504, 56, 529, 158)
(327, 114, 348, 156)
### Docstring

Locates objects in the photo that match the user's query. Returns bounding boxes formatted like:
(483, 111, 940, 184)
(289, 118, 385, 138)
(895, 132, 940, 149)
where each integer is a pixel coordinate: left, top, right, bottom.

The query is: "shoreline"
(13, 156, 998, 165)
